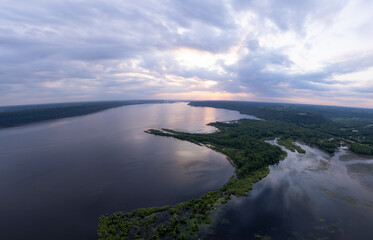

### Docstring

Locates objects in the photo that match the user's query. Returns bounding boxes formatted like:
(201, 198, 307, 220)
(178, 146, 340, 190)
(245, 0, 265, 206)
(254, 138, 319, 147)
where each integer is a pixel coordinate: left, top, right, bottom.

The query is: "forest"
(98, 101, 373, 239)
(0, 100, 166, 128)
(190, 101, 373, 155)
(98, 119, 287, 240)
(98, 100, 373, 239)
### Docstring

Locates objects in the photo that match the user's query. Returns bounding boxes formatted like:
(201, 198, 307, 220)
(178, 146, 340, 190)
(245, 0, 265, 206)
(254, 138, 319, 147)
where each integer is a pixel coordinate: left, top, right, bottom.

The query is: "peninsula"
(97, 101, 373, 239)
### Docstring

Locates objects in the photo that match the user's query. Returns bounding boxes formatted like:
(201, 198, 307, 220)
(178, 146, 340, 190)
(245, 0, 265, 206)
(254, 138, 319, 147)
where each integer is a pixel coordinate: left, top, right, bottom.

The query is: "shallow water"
(202, 142, 373, 240)
(0, 102, 253, 240)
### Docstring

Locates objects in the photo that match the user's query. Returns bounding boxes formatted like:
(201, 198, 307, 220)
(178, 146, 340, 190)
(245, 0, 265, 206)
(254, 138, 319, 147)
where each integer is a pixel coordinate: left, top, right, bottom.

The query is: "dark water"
(0, 102, 253, 240)
(202, 142, 373, 240)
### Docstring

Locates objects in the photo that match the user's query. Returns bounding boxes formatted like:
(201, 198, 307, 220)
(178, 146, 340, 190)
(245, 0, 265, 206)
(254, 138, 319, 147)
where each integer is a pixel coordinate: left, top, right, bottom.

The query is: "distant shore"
(0, 100, 170, 129)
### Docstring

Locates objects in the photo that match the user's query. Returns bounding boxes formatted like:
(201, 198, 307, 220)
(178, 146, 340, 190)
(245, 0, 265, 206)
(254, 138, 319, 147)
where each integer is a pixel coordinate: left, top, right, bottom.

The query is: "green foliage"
(350, 143, 373, 155)
(221, 167, 270, 196)
(147, 119, 288, 178)
(277, 138, 306, 153)
(98, 191, 224, 239)
(98, 100, 373, 239)
(190, 101, 373, 156)
(129, 206, 170, 219)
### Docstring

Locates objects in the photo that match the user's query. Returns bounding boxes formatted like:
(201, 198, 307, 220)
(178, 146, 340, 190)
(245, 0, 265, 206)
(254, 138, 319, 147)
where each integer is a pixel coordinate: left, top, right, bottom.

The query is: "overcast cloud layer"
(1, 0, 373, 107)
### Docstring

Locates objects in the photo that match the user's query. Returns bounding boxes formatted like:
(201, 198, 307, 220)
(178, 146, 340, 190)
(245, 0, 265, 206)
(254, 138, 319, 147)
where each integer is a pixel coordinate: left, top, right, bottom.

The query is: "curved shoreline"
(98, 120, 288, 239)
(98, 101, 373, 239)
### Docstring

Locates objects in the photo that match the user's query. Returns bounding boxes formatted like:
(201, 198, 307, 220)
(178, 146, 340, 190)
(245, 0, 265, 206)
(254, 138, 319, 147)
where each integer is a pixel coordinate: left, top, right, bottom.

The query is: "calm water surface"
(0, 102, 253, 240)
(202, 142, 373, 240)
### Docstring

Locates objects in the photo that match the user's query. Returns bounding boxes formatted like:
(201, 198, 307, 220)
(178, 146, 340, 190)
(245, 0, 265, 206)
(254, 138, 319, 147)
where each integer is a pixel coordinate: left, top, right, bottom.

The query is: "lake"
(2, 102, 372, 240)
(0, 102, 252, 240)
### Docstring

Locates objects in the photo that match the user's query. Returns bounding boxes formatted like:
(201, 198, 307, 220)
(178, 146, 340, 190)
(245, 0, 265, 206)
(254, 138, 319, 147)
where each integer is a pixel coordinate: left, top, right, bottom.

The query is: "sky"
(1, 0, 373, 108)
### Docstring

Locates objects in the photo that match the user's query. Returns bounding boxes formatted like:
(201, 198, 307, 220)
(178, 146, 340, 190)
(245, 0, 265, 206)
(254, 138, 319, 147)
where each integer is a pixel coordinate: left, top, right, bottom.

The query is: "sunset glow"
(1, 0, 372, 108)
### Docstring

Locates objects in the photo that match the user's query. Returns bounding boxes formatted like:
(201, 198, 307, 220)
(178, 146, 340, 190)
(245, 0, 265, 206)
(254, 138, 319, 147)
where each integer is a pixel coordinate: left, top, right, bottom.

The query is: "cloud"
(232, 0, 348, 32)
(0, 0, 372, 108)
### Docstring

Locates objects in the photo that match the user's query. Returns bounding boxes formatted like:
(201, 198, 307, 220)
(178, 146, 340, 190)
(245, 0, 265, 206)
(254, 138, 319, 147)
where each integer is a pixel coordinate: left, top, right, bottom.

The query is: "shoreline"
(98, 121, 288, 239)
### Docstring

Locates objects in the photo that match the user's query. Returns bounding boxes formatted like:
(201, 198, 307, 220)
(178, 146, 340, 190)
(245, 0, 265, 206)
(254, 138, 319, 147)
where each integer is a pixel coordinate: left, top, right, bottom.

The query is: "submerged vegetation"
(98, 101, 373, 239)
(277, 138, 306, 153)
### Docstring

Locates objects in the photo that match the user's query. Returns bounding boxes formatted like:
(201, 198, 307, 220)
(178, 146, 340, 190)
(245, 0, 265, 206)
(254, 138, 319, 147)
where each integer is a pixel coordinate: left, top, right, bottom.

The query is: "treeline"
(189, 101, 373, 121)
(189, 101, 373, 156)
(98, 191, 223, 240)
(0, 100, 166, 128)
(189, 101, 332, 127)
(148, 122, 287, 179)
(350, 143, 373, 155)
(99, 116, 354, 239)
(99, 119, 296, 239)
(98, 101, 373, 239)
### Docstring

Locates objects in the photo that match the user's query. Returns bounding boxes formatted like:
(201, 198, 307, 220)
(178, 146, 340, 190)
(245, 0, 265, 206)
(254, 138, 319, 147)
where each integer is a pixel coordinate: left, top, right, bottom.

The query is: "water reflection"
(0, 102, 251, 240)
(203, 142, 373, 240)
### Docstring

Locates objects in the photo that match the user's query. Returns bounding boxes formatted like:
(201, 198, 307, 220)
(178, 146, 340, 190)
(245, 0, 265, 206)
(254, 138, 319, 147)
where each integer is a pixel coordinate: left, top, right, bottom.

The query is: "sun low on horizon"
(1, 0, 373, 108)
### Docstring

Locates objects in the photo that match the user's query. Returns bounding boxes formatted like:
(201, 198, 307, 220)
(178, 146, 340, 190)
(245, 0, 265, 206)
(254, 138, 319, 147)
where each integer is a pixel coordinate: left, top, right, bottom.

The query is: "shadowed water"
(0, 102, 253, 240)
(202, 142, 373, 240)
